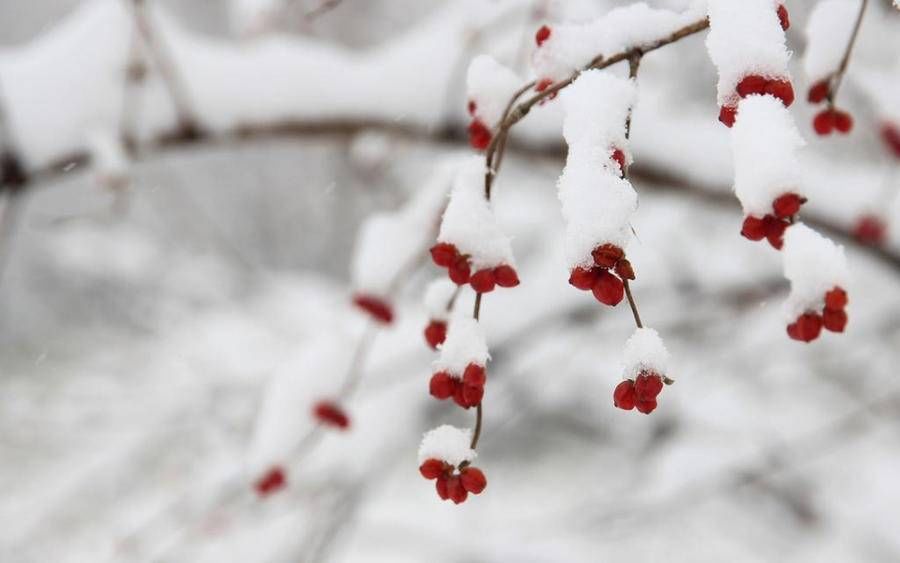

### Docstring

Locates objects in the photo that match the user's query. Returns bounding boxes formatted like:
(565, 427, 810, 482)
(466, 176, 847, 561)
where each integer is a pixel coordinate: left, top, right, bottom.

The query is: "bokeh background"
(1, 1, 899, 561)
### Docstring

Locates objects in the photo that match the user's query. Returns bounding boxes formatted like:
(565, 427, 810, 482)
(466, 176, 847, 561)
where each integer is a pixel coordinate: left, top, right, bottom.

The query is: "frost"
(621, 327, 670, 380)
(804, 0, 859, 84)
(466, 55, 522, 126)
(432, 315, 489, 376)
(423, 279, 457, 321)
(731, 95, 806, 216)
(782, 223, 849, 318)
(417, 424, 475, 466)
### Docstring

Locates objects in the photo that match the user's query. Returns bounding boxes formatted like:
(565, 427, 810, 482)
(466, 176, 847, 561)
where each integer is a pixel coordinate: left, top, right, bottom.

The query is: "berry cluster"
(419, 459, 487, 504)
(466, 101, 492, 150)
(423, 319, 448, 350)
(568, 243, 634, 306)
(740, 192, 806, 250)
(719, 74, 795, 128)
(430, 363, 486, 409)
(254, 465, 286, 497)
(352, 293, 393, 324)
(430, 242, 520, 292)
(787, 286, 848, 342)
(613, 371, 665, 414)
(807, 80, 853, 136)
(854, 214, 888, 246)
(312, 401, 350, 430)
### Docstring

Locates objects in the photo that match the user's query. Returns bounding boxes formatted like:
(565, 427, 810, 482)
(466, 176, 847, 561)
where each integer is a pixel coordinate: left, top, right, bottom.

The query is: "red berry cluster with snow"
(431, 158, 519, 293)
(558, 70, 638, 307)
(465, 55, 521, 150)
(782, 224, 850, 343)
(730, 95, 807, 250)
(613, 328, 671, 415)
(429, 316, 489, 409)
(418, 425, 485, 504)
(706, 0, 794, 128)
(422, 279, 457, 350)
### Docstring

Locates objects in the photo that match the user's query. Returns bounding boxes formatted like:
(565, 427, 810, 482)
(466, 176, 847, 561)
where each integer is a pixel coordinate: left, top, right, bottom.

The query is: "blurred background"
(0, 1, 899, 561)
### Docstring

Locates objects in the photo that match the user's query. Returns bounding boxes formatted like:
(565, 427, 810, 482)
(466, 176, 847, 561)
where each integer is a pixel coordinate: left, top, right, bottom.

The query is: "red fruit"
(430, 372, 455, 400)
(592, 271, 625, 306)
(453, 383, 472, 408)
(568, 266, 598, 291)
(468, 119, 492, 150)
(834, 110, 853, 133)
(880, 122, 900, 158)
(807, 80, 830, 104)
(737, 75, 768, 97)
(741, 215, 767, 241)
(823, 308, 848, 333)
(463, 363, 486, 387)
(313, 401, 350, 429)
(448, 256, 471, 285)
(813, 110, 836, 135)
(493, 264, 520, 287)
(765, 79, 795, 107)
(634, 372, 664, 401)
(615, 259, 635, 281)
(764, 216, 788, 250)
(254, 466, 286, 497)
(772, 193, 805, 218)
(535, 25, 551, 47)
(436, 475, 450, 500)
(719, 105, 737, 128)
(446, 475, 468, 504)
(419, 458, 446, 480)
(424, 320, 447, 350)
(470, 268, 496, 293)
(613, 379, 636, 411)
(352, 294, 393, 324)
(824, 287, 848, 311)
(461, 383, 484, 406)
(535, 78, 553, 92)
(467, 100, 477, 116)
(854, 214, 887, 245)
(777, 4, 790, 30)
(787, 312, 823, 343)
(611, 148, 626, 174)
(592, 243, 624, 269)
(430, 242, 458, 268)
(635, 398, 658, 414)
(460, 467, 487, 494)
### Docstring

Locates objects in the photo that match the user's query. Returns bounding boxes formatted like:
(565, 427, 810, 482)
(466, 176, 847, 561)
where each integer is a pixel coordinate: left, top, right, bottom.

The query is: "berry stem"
(828, 0, 869, 107)
(623, 279, 643, 329)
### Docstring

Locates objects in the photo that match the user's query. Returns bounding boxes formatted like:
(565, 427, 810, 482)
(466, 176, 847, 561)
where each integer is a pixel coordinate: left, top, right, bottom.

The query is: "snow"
(466, 55, 522, 126)
(417, 424, 475, 466)
(705, 0, 791, 106)
(561, 70, 635, 160)
(423, 279, 457, 321)
(621, 327, 670, 380)
(781, 223, 849, 318)
(804, 0, 859, 84)
(731, 94, 805, 216)
(437, 156, 515, 271)
(432, 314, 489, 376)
(86, 129, 129, 189)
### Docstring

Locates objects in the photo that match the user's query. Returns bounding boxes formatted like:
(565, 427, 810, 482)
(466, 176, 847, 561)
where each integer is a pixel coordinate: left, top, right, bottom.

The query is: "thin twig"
(828, 0, 869, 105)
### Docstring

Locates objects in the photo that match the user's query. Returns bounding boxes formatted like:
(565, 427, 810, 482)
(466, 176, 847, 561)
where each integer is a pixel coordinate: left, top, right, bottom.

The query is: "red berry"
(430, 242, 458, 268)
(419, 458, 446, 480)
(424, 320, 447, 350)
(764, 216, 788, 250)
(719, 105, 737, 128)
(635, 398, 658, 414)
(493, 264, 520, 287)
(613, 380, 636, 410)
(880, 122, 900, 158)
(468, 119, 492, 150)
(470, 268, 496, 293)
(741, 215, 767, 241)
(460, 467, 487, 494)
(823, 308, 848, 333)
(737, 75, 768, 98)
(772, 193, 805, 218)
(313, 401, 350, 429)
(535, 25, 551, 47)
(615, 259, 635, 281)
(787, 313, 823, 342)
(535, 78, 553, 92)
(461, 383, 484, 406)
(467, 100, 477, 116)
(765, 79, 795, 107)
(777, 4, 790, 30)
(436, 475, 450, 500)
(429, 372, 455, 400)
(463, 363, 486, 387)
(568, 266, 598, 291)
(834, 110, 853, 133)
(634, 372, 664, 401)
(448, 256, 471, 285)
(807, 80, 830, 104)
(452, 383, 471, 409)
(824, 287, 848, 311)
(611, 148, 626, 174)
(592, 271, 625, 306)
(592, 243, 624, 269)
(813, 110, 836, 135)
(446, 475, 468, 504)
(854, 214, 887, 245)
(352, 294, 393, 324)
(254, 466, 286, 497)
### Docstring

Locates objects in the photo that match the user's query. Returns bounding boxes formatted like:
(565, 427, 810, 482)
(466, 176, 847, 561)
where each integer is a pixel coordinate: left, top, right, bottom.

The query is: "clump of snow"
(423, 279, 457, 321)
(706, 0, 791, 107)
(432, 314, 489, 376)
(466, 55, 522, 126)
(782, 223, 849, 318)
(804, 0, 859, 84)
(621, 327, 670, 380)
(561, 70, 635, 157)
(437, 156, 515, 271)
(86, 129, 129, 189)
(731, 95, 806, 216)
(417, 424, 475, 466)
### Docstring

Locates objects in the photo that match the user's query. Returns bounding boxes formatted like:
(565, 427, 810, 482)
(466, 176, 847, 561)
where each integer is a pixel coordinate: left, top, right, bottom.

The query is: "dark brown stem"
(470, 403, 483, 450)
(623, 280, 643, 329)
(828, 0, 869, 105)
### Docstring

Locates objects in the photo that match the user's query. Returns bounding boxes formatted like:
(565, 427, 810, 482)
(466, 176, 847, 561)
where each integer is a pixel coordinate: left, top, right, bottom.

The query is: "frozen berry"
(313, 401, 350, 429)
(777, 4, 790, 30)
(419, 458, 446, 480)
(880, 122, 900, 158)
(352, 294, 393, 324)
(446, 475, 468, 504)
(429, 372, 455, 400)
(436, 475, 450, 500)
(766, 79, 795, 107)
(535, 25, 551, 47)
(813, 110, 836, 135)
(460, 467, 487, 494)
(470, 268, 496, 293)
(468, 119, 492, 150)
(787, 312, 823, 342)
(741, 215, 767, 241)
(611, 148, 626, 174)
(453, 384, 473, 409)
(764, 216, 788, 250)
(719, 105, 737, 128)
(854, 214, 887, 245)
(807, 80, 829, 104)
(424, 320, 447, 350)
(463, 363, 486, 387)
(461, 383, 484, 406)
(615, 259, 635, 281)
(824, 287, 848, 311)
(737, 75, 768, 97)
(592, 271, 625, 306)
(448, 256, 471, 285)
(592, 243, 624, 269)
(254, 466, 286, 497)
(569, 266, 598, 291)
(772, 193, 805, 218)
(634, 372, 663, 401)
(823, 308, 848, 333)
(834, 110, 853, 133)
(635, 398, 658, 414)
(613, 379, 636, 410)
(430, 242, 458, 268)
(493, 264, 520, 287)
